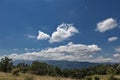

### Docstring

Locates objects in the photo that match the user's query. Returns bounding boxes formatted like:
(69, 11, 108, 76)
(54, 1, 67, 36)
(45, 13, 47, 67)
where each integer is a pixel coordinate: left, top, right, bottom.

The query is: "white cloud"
(24, 48, 40, 52)
(90, 56, 113, 62)
(96, 18, 118, 32)
(113, 54, 120, 58)
(113, 47, 120, 58)
(28, 35, 36, 39)
(13, 49, 20, 51)
(112, 48, 120, 62)
(36, 23, 78, 43)
(25, 34, 36, 39)
(108, 36, 118, 42)
(3, 42, 101, 62)
(49, 23, 79, 43)
(115, 47, 120, 53)
(37, 31, 50, 40)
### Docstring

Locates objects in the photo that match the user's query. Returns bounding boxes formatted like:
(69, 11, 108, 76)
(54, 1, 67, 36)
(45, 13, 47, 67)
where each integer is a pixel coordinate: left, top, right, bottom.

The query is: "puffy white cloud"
(113, 54, 120, 58)
(96, 18, 118, 32)
(37, 31, 50, 40)
(49, 23, 79, 43)
(113, 47, 120, 58)
(108, 36, 118, 42)
(3, 42, 101, 61)
(36, 23, 78, 43)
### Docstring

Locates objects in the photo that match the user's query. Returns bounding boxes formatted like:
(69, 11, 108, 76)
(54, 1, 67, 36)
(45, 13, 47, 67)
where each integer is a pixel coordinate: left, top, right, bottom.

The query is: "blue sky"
(0, 0, 120, 62)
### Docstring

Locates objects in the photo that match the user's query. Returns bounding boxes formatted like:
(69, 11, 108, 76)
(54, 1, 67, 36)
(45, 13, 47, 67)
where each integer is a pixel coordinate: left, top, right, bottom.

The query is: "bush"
(85, 77, 92, 80)
(0, 57, 13, 72)
(94, 76, 100, 80)
(12, 68, 20, 76)
(108, 74, 117, 80)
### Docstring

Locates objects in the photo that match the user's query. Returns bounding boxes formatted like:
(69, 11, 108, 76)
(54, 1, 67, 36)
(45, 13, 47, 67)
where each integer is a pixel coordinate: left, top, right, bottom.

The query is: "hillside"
(46, 60, 100, 69)
(0, 72, 76, 80)
(13, 60, 100, 69)
(0, 72, 120, 80)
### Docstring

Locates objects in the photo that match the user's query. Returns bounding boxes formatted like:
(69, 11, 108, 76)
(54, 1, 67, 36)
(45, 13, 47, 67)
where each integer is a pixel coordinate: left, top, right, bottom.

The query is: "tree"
(16, 62, 30, 73)
(30, 61, 49, 75)
(0, 57, 13, 72)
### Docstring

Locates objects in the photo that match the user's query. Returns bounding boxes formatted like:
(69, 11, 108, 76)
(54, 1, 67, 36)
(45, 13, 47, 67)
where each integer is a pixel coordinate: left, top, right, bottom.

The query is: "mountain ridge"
(13, 60, 110, 69)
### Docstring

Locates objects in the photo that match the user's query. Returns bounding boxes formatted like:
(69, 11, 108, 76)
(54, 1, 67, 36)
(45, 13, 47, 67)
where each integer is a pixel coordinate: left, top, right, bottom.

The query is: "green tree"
(30, 61, 49, 75)
(0, 57, 13, 72)
(16, 62, 30, 73)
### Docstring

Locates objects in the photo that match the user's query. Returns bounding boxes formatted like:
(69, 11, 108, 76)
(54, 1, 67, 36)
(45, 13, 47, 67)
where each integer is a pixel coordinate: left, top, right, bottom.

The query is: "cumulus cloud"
(108, 36, 118, 42)
(96, 18, 118, 32)
(113, 48, 120, 62)
(113, 47, 120, 58)
(3, 42, 101, 61)
(113, 54, 120, 58)
(37, 31, 50, 40)
(36, 23, 79, 43)
(49, 23, 78, 43)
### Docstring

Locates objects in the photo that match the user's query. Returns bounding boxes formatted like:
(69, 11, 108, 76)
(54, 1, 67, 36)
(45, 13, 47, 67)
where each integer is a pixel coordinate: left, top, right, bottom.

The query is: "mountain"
(13, 60, 100, 69)
(46, 60, 100, 69)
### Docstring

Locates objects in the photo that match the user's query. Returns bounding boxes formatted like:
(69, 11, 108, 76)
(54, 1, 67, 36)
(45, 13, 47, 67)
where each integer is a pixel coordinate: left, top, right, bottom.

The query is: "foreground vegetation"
(0, 57, 120, 80)
(0, 72, 120, 80)
(0, 72, 76, 80)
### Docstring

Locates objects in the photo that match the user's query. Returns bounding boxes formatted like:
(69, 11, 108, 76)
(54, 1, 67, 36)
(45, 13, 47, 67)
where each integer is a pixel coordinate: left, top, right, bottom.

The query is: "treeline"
(0, 57, 120, 79)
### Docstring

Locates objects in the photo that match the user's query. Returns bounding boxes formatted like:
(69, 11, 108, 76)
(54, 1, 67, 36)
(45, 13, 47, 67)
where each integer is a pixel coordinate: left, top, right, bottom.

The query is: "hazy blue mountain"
(13, 60, 101, 69)
(45, 60, 100, 69)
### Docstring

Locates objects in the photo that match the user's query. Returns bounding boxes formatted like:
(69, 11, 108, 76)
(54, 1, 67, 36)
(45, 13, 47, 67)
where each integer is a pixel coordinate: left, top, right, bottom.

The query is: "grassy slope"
(84, 75, 120, 80)
(0, 72, 120, 80)
(0, 72, 77, 80)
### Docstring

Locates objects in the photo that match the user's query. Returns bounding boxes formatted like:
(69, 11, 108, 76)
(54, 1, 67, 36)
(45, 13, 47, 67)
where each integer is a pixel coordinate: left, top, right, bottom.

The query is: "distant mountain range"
(13, 60, 107, 69)
(46, 60, 100, 69)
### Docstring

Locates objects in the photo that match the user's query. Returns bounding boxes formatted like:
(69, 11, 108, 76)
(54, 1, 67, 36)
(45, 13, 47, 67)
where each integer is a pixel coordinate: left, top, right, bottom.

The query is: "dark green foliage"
(85, 77, 92, 80)
(0, 57, 13, 72)
(16, 62, 30, 73)
(94, 76, 100, 80)
(28, 62, 120, 79)
(30, 61, 55, 75)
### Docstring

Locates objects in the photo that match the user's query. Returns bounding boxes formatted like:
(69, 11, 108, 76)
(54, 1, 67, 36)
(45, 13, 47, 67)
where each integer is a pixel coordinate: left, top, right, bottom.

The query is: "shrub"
(0, 57, 13, 72)
(94, 76, 100, 80)
(85, 77, 92, 80)
(12, 68, 20, 76)
(108, 74, 118, 80)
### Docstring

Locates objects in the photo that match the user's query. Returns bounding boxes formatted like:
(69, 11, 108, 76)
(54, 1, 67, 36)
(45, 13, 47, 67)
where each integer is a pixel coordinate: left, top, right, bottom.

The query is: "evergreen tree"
(0, 57, 13, 72)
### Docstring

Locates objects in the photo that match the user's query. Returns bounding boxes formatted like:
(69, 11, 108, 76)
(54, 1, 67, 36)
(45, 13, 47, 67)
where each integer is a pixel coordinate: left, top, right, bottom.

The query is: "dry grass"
(0, 72, 119, 80)
(34, 76, 78, 80)
(0, 72, 77, 80)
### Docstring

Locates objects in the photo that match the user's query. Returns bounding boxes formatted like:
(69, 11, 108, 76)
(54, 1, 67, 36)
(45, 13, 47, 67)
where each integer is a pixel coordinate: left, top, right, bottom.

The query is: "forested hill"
(46, 60, 100, 69)
(13, 60, 114, 69)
